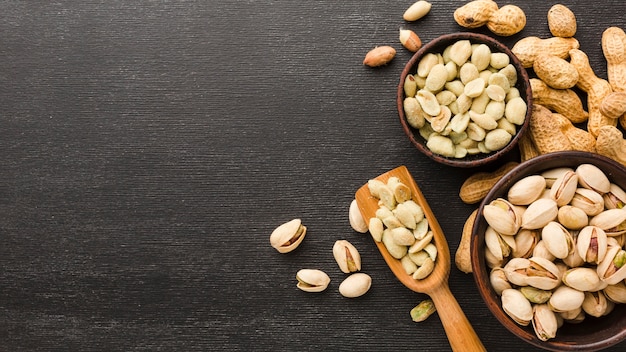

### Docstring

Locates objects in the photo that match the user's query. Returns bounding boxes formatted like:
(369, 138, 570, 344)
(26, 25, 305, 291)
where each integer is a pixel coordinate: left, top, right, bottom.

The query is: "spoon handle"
(429, 282, 486, 352)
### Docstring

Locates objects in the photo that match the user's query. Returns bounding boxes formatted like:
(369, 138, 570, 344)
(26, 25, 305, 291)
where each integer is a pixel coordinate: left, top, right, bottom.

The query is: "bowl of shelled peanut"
(397, 32, 532, 168)
(470, 151, 626, 351)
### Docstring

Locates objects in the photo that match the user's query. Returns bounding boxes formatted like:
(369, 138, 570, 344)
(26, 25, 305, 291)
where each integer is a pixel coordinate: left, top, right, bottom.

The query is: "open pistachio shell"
(604, 281, 626, 303)
(502, 288, 533, 326)
(483, 198, 521, 235)
(590, 208, 626, 236)
(532, 304, 558, 341)
(597, 244, 626, 285)
(571, 188, 605, 216)
(576, 226, 608, 264)
(603, 183, 626, 210)
(576, 163, 611, 194)
(582, 291, 610, 318)
(490, 267, 512, 295)
(296, 269, 330, 292)
(541, 221, 575, 259)
(270, 219, 307, 253)
(332, 240, 362, 273)
(549, 170, 578, 206)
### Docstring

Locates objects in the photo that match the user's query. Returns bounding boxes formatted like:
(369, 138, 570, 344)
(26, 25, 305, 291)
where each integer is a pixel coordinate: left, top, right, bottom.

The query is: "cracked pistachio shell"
(604, 281, 626, 303)
(557, 205, 588, 230)
(576, 164, 611, 194)
(485, 226, 516, 261)
(549, 285, 585, 312)
(296, 269, 330, 293)
(541, 167, 574, 187)
(590, 208, 626, 236)
(541, 221, 575, 259)
(490, 267, 512, 295)
(521, 286, 552, 304)
(571, 188, 605, 216)
(485, 244, 505, 269)
(503, 257, 531, 286)
(513, 229, 539, 258)
(604, 183, 626, 210)
(483, 198, 521, 236)
(582, 291, 610, 318)
(577, 226, 608, 264)
(533, 240, 557, 262)
(270, 219, 307, 253)
(508, 175, 546, 205)
(532, 304, 558, 341)
(549, 170, 578, 206)
(527, 257, 562, 290)
(597, 244, 626, 285)
(522, 198, 558, 230)
(333, 240, 362, 273)
(502, 289, 533, 326)
(562, 267, 601, 292)
(349, 199, 369, 233)
(339, 273, 371, 298)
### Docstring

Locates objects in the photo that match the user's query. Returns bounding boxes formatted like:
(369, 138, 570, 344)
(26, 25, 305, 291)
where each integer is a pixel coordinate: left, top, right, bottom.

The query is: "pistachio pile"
(403, 39, 527, 158)
(483, 164, 626, 341)
(367, 177, 437, 279)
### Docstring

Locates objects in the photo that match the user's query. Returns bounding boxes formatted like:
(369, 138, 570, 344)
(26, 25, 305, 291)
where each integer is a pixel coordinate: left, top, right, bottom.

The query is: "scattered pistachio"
(410, 299, 436, 322)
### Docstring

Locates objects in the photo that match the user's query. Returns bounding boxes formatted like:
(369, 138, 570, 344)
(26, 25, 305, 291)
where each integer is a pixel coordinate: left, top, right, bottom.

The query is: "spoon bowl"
(355, 165, 485, 352)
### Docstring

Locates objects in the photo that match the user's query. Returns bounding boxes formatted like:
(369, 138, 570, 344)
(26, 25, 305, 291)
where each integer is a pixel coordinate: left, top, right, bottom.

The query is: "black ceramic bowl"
(397, 32, 532, 168)
(471, 151, 626, 351)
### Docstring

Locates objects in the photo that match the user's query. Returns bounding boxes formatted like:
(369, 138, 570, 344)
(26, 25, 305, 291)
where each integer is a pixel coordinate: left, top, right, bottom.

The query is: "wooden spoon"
(355, 165, 485, 352)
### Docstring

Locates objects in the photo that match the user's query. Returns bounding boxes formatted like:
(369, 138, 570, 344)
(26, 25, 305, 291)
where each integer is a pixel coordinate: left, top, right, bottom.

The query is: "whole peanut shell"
(533, 54, 579, 89)
(486, 4, 526, 36)
(454, 0, 498, 29)
(547, 4, 577, 37)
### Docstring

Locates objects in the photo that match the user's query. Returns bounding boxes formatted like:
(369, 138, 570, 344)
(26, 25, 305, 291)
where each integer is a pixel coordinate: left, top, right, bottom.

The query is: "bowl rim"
(397, 32, 533, 168)
(470, 151, 626, 351)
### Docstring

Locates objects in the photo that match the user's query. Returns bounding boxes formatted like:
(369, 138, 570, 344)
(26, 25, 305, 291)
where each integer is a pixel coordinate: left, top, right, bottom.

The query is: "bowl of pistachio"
(397, 32, 532, 168)
(470, 151, 626, 351)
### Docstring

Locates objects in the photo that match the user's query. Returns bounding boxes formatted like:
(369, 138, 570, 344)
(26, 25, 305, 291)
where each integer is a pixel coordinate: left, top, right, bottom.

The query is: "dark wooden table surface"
(1, 1, 624, 351)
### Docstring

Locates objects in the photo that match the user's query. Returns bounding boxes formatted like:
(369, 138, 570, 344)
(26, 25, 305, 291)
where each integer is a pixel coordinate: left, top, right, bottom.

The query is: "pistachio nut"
(332, 240, 362, 273)
(582, 291, 610, 318)
(603, 183, 626, 210)
(576, 226, 608, 264)
(562, 267, 601, 292)
(597, 244, 626, 285)
(557, 205, 589, 230)
(483, 198, 522, 235)
(541, 221, 575, 259)
(349, 199, 369, 233)
(548, 285, 585, 312)
(541, 167, 574, 188)
(589, 208, 626, 236)
(368, 217, 384, 242)
(296, 269, 330, 292)
(571, 188, 605, 216)
(501, 288, 533, 326)
(485, 226, 515, 261)
(604, 281, 626, 303)
(532, 304, 558, 341)
(490, 267, 512, 295)
(513, 229, 539, 258)
(576, 164, 611, 194)
(521, 198, 558, 230)
(560, 307, 585, 324)
(508, 175, 546, 205)
(338, 273, 372, 298)
(532, 240, 557, 262)
(410, 299, 436, 322)
(504, 257, 561, 290)
(270, 219, 307, 253)
(521, 286, 552, 304)
(549, 170, 578, 206)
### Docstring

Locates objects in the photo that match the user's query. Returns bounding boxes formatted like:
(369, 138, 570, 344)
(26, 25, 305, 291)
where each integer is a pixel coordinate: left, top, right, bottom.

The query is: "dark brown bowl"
(397, 32, 532, 168)
(471, 151, 626, 351)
